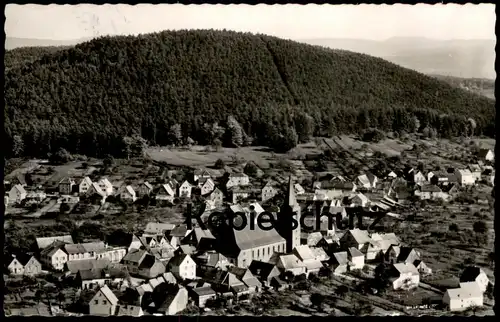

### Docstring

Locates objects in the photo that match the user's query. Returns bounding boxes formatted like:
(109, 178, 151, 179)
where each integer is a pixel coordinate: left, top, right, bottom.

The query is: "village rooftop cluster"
(4, 146, 495, 316)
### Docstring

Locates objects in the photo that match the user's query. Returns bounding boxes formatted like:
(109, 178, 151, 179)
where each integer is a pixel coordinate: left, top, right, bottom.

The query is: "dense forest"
(431, 74, 495, 100)
(4, 30, 496, 158)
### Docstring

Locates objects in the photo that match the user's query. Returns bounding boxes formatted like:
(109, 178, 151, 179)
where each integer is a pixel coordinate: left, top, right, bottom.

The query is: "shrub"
(362, 128, 386, 143)
(214, 158, 225, 169)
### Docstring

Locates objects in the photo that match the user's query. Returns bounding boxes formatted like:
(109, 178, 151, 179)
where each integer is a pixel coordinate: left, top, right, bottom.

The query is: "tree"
(103, 155, 115, 168)
(12, 135, 24, 157)
(467, 118, 477, 137)
(35, 290, 44, 305)
(448, 223, 459, 232)
(244, 162, 259, 177)
(310, 293, 325, 310)
(57, 291, 66, 308)
(473, 220, 488, 246)
(168, 124, 183, 145)
(362, 128, 385, 143)
(273, 126, 298, 153)
(374, 262, 391, 292)
(294, 112, 315, 143)
(214, 158, 225, 169)
(50, 148, 72, 164)
(227, 115, 244, 147)
(410, 116, 420, 133)
(335, 285, 349, 299)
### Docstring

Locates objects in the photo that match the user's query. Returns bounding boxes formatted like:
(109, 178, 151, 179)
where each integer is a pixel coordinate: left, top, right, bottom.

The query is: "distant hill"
(431, 75, 495, 100)
(300, 37, 496, 79)
(5, 37, 91, 50)
(4, 30, 495, 158)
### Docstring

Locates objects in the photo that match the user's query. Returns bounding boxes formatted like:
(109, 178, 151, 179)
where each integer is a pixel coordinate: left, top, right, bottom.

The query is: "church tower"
(279, 176, 301, 253)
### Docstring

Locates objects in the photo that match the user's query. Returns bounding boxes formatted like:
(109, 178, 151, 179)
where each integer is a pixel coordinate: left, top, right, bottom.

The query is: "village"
(3, 137, 495, 317)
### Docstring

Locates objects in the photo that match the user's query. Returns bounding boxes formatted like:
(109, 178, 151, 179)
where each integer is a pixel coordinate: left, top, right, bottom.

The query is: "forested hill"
(4, 30, 496, 158)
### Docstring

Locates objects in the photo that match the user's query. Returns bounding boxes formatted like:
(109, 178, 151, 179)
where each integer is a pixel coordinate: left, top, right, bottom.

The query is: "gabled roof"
(332, 252, 349, 265)
(67, 258, 111, 274)
(293, 245, 316, 262)
(393, 262, 419, 275)
(36, 235, 74, 250)
(348, 247, 364, 258)
(456, 169, 473, 176)
(279, 254, 306, 270)
(90, 182, 106, 196)
(167, 254, 191, 268)
(144, 222, 175, 234)
(170, 224, 188, 237)
(193, 286, 216, 297)
(229, 172, 248, 178)
(397, 247, 419, 262)
(59, 177, 74, 185)
(460, 266, 487, 283)
(159, 184, 175, 196)
(193, 228, 216, 244)
(10, 184, 27, 195)
(345, 229, 372, 245)
(420, 184, 442, 193)
(123, 249, 148, 264)
(478, 148, 493, 158)
(138, 254, 159, 269)
(79, 176, 93, 186)
(96, 285, 119, 305)
(231, 210, 285, 251)
(248, 260, 279, 279)
(123, 185, 136, 196)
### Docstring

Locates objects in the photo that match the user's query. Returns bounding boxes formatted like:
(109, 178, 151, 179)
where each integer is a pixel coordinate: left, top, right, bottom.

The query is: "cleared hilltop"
(4, 30, 495, 158)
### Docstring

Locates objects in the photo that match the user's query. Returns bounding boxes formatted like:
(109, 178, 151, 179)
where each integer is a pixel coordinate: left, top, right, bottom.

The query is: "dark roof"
(248, 260, 278, 279)
(167, 254, 189, 268)
(460, 266, 484, 283)
(11, 254, 34, 266)
(118, 288, 142, 306)
(169, 225, 188, 237)
(478, 149, 492, 158)
(138, 254, 158, 269)
(193, 286, 216, 297)
(397, 247, 416, 262)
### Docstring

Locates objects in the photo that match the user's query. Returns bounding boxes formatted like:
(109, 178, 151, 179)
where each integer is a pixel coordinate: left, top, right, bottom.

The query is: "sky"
(5, 3, 496, 41)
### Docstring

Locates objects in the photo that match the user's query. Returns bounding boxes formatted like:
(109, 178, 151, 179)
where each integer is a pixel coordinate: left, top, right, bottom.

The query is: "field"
(146, 142, 323, 169)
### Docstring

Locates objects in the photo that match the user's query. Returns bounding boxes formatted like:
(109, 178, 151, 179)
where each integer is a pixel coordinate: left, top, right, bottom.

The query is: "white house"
(207, 188, 224, 206)
(200, 178, 215, 196)
(156, 184, 176, 202)
(89, 285, 119, 316)
(226, 173, 250, 189)
(8, 184, 27, 204)
(120, 185, 137, 202)
(78, 177, 93, 195)
(348, 193, 370, 207)
(468, 164, 482, 182)
(292, 245, 324, 276)
(390, 263, 420, 290)
(455, 169, 476, 186)
(478, 149, 494, 162)
(194, 169, 212, 183)
(261, 182, 278, 202)
(294, 183, 306, 195)
(179, 181, 193, 199)
(413, 171, 427, 185)
(275, 254, 307, 276)
(137, 182, 154, 197)
(167, 254, 197, 280)
(356, 174, 377, 189)
(347, 247, 365, 270)
(460, 267, 490, 293)
(40, 243, 68, 271)
(98, 178, 114, 196)
(443, 282, 483, 312)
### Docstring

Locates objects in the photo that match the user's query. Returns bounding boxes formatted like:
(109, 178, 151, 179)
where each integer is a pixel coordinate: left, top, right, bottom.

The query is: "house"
(97, 178, 114, 196)
(384, 245, 401, 264)
(175, 244, 197, 256)
(7, 255, 42, 276)
(390, 263, 420, 290)
(76, 267, 128, 290)
(106, 233, 142, 253)
(65, 242, 106, 261)
(40, 241, 68, 270)
(413, 171, 427, 185)
(207, 188, 224, 206)
(460, 266, 490, 293)
(137, 182, 154, 197)
(230, 187, 251, 204)
(116, 288, 144, 317)
(347, 247, 365, 270)
(194, 250, 231, 270)
(356, 173, 378, 189)
(294, 183, 306, 195)
(155, 184, 176, 203)
(78, 177, 93, 195)
(66, 258, 112, 275)
(347, 193, 370, 207)
(122, 249, 149, 275)
(310, 247, 330, 262)
(136, 254, 166, 279)
(227, 266, 263, 293)
(292, 245, 324, 276)
(468, 164, 482, 182)
(199, 178, 215, 196)
(397, 247, 421, 265)
(414, 260, 433, 276)
(370, 233, 400, 254)
(57, 195, 80, 204)
(478, 149, 494, 162)
(340, 229, 372, 250)
(455, 169, 476, 186)
(36, 235, 74, 250)
(443, 281, 483, 311)
(248, 260, 281, 287)
(414, 184, 449, 201)
(385, 171, 398, 180)
(261, 181, 278, 202)
(226, 172, 250, 189)
(154, 285, 189, 316)
(194, 169, 212, 183)
(144, 222, 176, 236)
(191, 286, 217, 308)
(95, 247, 127, 263)
(25, 191, 47, 205)
(120, 185, 137, 203)
(167, 254, 197, 280)
(184, 228, 216, 250)
(8, 184, 27, 204)
(58, 177, 75, 195)
(329, 251, 349, 275)
(179, 181, 193, 199)
(89, 285, 119, 316)
(304, 232, 324, 247)
(273, 254, 307, 276)
(87, 182, 107, 204)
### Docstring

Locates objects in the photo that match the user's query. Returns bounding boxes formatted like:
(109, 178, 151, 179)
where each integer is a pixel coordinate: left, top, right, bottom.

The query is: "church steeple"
(286, 176, 299, 212)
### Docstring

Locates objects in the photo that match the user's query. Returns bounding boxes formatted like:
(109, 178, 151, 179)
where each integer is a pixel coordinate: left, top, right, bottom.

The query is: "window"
(257, 249, 260, 257)
(94, 300, 98, 305)
(252, 250, 255, 258)
(268, 247, 270, 255)
(103, 300, 107, 305)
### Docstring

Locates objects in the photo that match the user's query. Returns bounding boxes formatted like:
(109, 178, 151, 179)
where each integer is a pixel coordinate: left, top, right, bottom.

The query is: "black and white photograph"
(3, 3, 495, 317)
